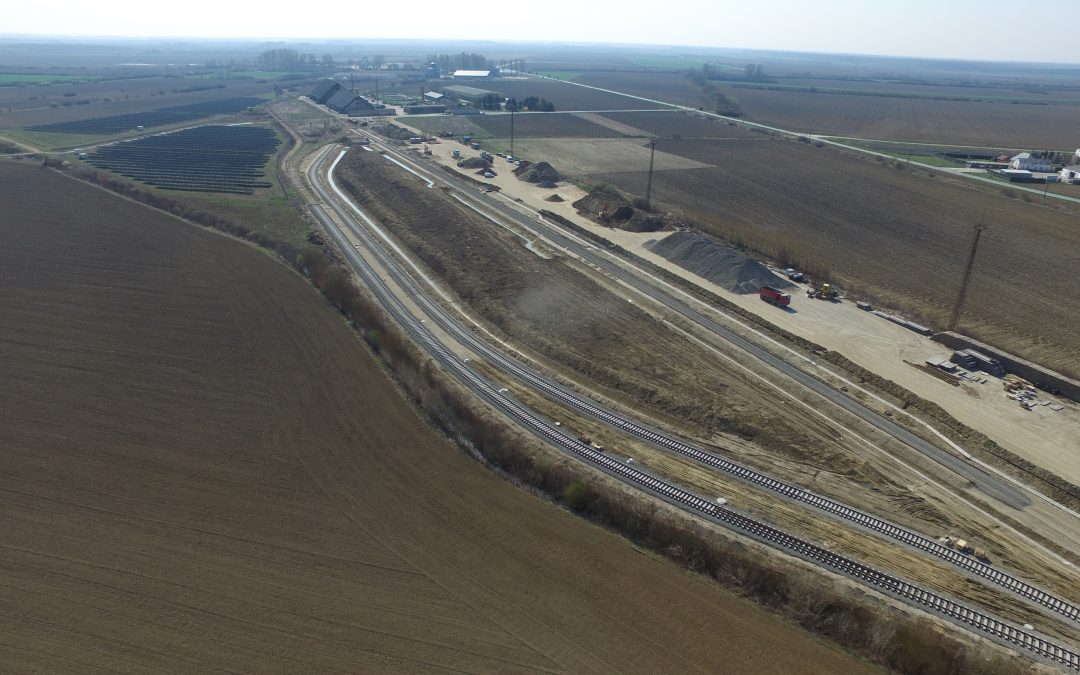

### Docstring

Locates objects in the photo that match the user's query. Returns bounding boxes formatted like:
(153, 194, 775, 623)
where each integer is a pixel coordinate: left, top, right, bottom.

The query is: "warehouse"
(308, 79, 342, 105)
(442, 85, 500, 106)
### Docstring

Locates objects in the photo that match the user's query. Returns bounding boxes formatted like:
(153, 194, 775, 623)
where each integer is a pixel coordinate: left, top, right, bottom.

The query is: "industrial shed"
(443, 85, 500, 106)
(452, 69, 495, 79)
(309, 79, 342, 105)
(320, 89, 378, 115)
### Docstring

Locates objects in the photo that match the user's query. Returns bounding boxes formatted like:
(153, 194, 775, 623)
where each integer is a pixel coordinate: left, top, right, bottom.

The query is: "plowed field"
(723, 86, 1080, 149)
(587, 137, 1080, 374)
(0, 162, 869, 673)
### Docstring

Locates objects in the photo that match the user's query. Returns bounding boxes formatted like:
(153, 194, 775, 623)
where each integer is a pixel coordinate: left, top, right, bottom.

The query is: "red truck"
(759, 286, 791, 307)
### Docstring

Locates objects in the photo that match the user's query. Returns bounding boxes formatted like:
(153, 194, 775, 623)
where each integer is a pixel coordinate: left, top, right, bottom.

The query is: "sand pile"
(545, 194, 565, 202)
(647, 231, 792, 294)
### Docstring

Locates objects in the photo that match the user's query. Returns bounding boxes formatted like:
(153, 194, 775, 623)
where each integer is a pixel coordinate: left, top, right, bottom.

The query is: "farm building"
(452, 69, 497, 79)
(309, 79, 342, 105)
(1060, 165, 1080, 184)
(443, 85, 500, 106)
(1000, 169, 1036, 182)
(1009, 152, 1053, 171)
(423, 91, 444, 101)
(325, 89, 374, 115)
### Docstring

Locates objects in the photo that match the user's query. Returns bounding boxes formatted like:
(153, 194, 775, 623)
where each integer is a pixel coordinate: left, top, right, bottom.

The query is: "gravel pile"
(647, 231, 793, 294)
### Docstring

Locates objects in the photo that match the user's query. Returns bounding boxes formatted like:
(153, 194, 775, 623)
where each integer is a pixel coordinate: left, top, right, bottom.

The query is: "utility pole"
(510, 105, 515, 157)
(948, 223, 988, 332)
(644, 140, 657, 211)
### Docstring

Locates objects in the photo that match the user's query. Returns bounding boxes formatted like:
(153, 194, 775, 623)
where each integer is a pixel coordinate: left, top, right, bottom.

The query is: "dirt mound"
(374, 123, 416, 141)
(545, 194, 565, 202)
(519, 161, 561, 188)
(513, 160, 532, 177)
(647, 231, 793, 294)
(573, 186, 666, 232)
(458, 157, 491, 169)
(573, 185, 631, 221)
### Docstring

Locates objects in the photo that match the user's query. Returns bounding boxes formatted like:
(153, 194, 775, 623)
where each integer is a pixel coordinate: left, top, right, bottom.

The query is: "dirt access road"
(0, 161, 872, 673)
(391, 113, 1080, 498)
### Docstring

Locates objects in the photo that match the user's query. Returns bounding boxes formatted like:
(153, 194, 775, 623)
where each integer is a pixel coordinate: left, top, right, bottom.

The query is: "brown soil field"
(583, 137, 1080, 375)
(507, 137, 713, 175)
(478, 78, 661, 111)
(0, 161, 873, 673)
(719, 86, 1080, 149)
(596, 110, 765, 139)
(400, 112, 628, 141)
(575, 71, 712, 107)
(786, 78, 1080, 103)
(468, 111, 626, 138)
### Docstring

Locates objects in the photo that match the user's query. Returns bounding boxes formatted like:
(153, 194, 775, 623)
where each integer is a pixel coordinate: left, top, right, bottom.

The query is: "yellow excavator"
(807, 282, 839, 300)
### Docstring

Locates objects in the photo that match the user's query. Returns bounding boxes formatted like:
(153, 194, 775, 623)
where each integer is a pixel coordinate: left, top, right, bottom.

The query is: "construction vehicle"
(758, 286, 791, 307)
(452, 149, 461, 159)
(807, 282, 838, 300)
(941, 536, 991, 563)
(598, 203, 610, 224)
(423, 145, 432, 155)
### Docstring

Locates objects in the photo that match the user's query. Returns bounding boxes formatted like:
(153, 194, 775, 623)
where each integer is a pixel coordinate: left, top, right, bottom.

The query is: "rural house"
(1060, 165, 1080, 184)
(1009, 152, 1053, 171)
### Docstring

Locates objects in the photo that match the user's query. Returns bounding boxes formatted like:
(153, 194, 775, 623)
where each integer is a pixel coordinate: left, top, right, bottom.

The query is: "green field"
(0, 73, 102, 85)
(192, 70, 296, 80)
(628, 55, 708, 69)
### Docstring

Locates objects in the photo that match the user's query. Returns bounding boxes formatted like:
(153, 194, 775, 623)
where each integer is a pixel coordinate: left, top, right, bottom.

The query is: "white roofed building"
(1010, 153, 1052, 171)
(453, 69, 495, 79)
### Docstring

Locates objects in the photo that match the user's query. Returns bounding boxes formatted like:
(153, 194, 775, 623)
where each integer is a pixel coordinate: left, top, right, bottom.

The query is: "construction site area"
(283, 84, 1080, 659)
(5, 45, 1079, 671)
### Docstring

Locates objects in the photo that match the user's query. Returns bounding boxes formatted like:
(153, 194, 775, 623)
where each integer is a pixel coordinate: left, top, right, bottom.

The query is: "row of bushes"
(48, 155, 1028, 674)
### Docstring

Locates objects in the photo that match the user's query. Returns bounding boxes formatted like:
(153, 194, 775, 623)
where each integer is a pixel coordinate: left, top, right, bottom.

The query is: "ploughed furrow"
(307, 145, 1080, 670)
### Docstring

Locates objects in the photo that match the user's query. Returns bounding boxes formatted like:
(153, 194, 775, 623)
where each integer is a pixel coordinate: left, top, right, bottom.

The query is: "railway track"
(306, 144, 1080, 669)
(321, 143, 1080, 630)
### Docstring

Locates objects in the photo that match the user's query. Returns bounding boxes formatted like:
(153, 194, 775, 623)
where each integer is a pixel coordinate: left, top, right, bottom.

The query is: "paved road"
(349, 125, 1030, 510)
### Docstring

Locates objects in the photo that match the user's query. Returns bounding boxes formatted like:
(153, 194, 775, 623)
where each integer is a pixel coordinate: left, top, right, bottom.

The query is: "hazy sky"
(6, 0, 1080, 64)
